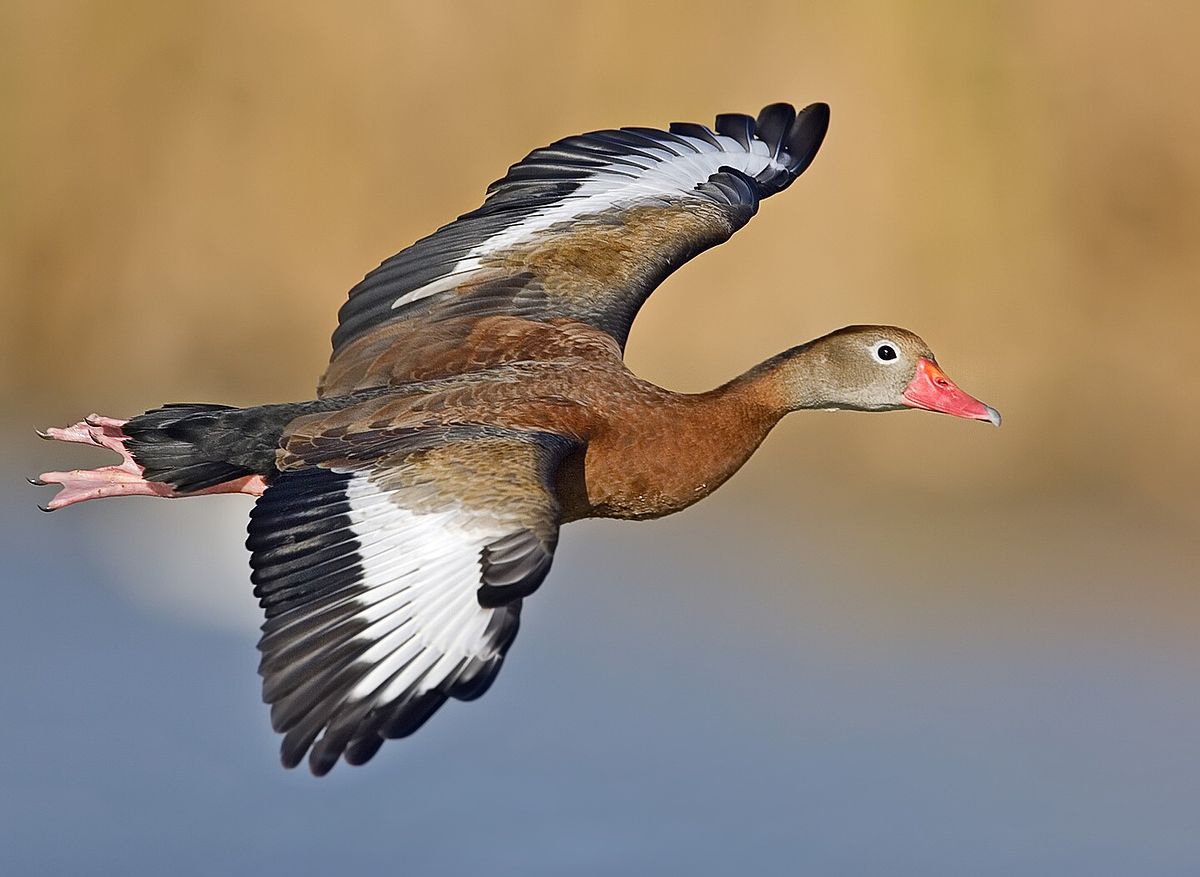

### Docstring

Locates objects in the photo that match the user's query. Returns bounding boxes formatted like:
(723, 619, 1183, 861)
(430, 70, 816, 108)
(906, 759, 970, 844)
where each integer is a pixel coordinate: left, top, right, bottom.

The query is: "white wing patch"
(249, 458, 559, 775)
(339, 474, 502, 704)
(389, 131, 785, 311)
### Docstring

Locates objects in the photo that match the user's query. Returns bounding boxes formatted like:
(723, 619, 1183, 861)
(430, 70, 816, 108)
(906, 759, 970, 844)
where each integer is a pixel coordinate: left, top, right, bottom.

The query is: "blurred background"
(2, 1, 1198, 873)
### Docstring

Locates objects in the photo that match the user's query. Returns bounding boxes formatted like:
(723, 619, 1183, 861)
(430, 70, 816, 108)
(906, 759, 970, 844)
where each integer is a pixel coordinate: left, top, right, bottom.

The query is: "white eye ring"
(871, 340, 900, 363)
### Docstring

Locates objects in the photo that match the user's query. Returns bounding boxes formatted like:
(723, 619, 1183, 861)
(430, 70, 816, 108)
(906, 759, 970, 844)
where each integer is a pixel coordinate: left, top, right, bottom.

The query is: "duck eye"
(872, 341, 898, 363)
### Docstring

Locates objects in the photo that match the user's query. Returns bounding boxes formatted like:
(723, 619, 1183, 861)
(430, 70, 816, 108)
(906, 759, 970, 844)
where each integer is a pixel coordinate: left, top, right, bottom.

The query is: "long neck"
(665, 347, 830, 495)
(709, 344, 828, 414)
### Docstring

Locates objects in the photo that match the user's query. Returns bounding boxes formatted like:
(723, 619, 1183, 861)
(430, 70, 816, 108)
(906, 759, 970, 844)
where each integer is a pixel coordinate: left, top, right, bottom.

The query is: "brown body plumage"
(301, 318, 783, 522)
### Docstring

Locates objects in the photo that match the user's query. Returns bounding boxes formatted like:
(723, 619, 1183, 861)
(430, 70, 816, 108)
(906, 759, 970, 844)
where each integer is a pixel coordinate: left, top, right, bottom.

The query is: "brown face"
(803, 326, 1000, 425)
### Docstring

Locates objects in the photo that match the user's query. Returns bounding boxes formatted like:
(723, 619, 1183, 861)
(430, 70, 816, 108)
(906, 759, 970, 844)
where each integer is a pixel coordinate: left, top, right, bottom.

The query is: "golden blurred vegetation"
(2, 1, 1198, 525)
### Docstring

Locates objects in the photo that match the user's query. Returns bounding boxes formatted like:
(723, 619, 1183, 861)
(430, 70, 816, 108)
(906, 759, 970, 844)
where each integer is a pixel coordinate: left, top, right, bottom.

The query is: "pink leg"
(32, 414, 266, 512)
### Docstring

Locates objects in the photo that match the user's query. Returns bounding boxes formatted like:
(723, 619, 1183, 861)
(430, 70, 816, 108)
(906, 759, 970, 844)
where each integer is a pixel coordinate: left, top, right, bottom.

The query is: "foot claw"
(38, 504, 53, 513)
(38, 418, 130, 454)
(35, 428, 51, 440)
(27, 476, 48, 486)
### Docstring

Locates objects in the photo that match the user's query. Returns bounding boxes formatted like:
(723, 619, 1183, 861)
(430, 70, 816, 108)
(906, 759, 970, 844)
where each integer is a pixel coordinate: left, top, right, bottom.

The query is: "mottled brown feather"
(318, 202, 739, 397)
(291, 339, 790, 522)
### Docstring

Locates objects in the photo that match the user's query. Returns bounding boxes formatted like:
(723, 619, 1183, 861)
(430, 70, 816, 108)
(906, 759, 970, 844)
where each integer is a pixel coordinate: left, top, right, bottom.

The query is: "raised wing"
(246, 424, 580, 775)
(323, 102, 829, 387)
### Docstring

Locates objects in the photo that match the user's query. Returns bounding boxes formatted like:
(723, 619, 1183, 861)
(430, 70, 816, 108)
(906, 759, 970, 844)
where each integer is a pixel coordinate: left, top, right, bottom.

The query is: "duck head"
(777, 325, 1000, 425)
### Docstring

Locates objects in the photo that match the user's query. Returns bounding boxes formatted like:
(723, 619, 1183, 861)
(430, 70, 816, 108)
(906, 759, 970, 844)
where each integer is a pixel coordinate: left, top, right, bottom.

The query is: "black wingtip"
(280, 744, 304, 771)
(669, 121, 722, 149)
(714, 112, 755, 150)
(785, 102, 830, 177)
(343, 733, 385, 766)
(308, 751, 337, 778)
(755, 103, 798, 160)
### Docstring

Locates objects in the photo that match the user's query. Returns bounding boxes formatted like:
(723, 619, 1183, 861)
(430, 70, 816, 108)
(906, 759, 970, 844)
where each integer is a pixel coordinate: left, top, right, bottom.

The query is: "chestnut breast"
(564, 380, 779, 522)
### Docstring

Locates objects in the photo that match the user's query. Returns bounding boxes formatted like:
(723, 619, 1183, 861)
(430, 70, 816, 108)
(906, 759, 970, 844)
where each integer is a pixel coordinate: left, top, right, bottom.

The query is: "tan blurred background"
(5, 0, 1197, 619)
(4, 1, 1198, 513)
(2, 2, 1198, 872)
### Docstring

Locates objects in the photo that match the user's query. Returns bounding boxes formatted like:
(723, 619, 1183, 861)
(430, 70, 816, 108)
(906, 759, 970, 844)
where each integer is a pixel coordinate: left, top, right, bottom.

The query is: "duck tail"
(121, 403, 260, 493)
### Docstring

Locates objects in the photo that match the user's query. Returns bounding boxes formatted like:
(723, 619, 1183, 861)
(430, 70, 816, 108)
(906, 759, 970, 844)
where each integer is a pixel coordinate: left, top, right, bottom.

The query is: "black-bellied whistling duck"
(33, 102, 999, 775)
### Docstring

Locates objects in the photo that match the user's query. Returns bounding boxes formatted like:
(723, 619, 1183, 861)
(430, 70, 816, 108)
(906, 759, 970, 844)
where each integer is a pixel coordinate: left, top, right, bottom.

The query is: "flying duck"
(34, 102, 1000, 775)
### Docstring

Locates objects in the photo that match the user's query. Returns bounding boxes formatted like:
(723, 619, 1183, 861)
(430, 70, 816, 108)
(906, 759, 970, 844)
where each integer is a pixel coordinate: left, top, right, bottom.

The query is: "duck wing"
(321, 102, 829, 395)
(247, 422, 580, 775)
